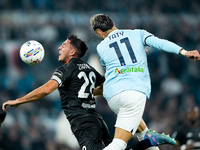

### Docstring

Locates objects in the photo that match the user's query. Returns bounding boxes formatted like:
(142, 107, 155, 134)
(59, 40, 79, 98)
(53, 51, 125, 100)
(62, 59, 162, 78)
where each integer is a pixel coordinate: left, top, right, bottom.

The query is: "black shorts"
(70, 112, 111, 150)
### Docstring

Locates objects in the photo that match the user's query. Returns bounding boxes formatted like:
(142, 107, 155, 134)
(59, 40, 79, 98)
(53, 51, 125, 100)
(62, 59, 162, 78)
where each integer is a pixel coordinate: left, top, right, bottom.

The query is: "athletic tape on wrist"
(180, 49, 187, 56)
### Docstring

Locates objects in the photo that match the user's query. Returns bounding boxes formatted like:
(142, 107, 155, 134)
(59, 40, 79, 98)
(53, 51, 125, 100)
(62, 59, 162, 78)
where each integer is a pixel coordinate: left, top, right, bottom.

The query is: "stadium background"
(0, 0, 200, 149)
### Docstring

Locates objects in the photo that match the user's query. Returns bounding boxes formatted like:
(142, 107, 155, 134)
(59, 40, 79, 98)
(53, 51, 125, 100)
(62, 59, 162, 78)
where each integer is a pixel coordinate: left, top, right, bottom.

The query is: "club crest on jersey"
(115, 66, 144, 75)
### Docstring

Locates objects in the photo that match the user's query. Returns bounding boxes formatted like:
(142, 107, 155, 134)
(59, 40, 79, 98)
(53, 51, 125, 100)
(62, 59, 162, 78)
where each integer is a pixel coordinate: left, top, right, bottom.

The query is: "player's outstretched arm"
(2, 80, 58, 111)
(146, 35, 200, 61)
(179, 49, 200, 61)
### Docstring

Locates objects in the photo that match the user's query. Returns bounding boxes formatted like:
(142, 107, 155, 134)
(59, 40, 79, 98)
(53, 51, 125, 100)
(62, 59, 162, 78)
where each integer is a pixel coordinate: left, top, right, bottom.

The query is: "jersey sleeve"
(143, 30, 182, 54)
(51, 65, 72, 87)
(94, 69, 105, 87)
(141, 29, 154, 46)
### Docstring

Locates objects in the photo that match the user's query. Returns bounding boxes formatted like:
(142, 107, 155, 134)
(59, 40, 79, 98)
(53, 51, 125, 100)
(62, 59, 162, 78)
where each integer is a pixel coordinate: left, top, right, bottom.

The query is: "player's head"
(186, 106, 199, 125)
(90, 14, 115, 39)
(67, 34, 88, 58)
(58, 34, 88, 64)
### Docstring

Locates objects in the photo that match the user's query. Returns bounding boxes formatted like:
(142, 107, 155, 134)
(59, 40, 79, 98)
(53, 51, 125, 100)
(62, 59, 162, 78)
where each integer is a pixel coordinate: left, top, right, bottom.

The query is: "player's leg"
(73, 124, 105, 150)
(103, 90, 146, 150)
(136, 119, 147, 134)
(71, 115, 109, 150)
(126, 130, 177, 150)
(100, 115, 112, 146)
(136, 119, 160, 150)
(135, 119, 148, 143)
(126, 138, 154, 150)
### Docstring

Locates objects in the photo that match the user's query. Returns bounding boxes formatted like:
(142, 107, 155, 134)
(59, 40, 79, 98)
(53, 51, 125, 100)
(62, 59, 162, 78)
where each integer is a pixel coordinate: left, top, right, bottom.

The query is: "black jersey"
(51, 58, 105, 120)
(51, 58, 111, 150)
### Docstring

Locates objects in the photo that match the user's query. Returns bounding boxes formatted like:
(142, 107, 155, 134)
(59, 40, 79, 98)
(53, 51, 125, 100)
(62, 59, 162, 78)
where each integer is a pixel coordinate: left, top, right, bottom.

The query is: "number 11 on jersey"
(109, 37, 137, 66)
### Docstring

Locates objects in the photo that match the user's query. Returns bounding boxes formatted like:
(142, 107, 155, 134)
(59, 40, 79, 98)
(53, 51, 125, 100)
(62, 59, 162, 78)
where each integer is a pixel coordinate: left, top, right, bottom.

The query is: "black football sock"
(125, 138, 152, 150)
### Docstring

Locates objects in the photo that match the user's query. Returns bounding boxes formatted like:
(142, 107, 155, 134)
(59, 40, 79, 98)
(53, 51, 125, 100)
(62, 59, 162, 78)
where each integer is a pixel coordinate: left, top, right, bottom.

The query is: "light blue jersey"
(97, 29, 182, 101)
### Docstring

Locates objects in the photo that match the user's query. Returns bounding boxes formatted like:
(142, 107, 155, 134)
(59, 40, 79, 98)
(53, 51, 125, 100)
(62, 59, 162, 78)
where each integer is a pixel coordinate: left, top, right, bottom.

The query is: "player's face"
(187, 109, 199, 123)
(58, 39, 74, 64)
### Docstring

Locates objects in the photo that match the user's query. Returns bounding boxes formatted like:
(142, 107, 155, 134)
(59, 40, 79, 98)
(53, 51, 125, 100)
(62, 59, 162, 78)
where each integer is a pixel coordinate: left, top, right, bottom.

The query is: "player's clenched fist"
(185, 50, 200, 61)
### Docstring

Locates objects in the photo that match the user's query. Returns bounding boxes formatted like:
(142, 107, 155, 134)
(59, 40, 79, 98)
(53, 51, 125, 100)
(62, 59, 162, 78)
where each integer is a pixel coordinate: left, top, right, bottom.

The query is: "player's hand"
(2, 100, 20, 111)
(185, 50, 200, 61)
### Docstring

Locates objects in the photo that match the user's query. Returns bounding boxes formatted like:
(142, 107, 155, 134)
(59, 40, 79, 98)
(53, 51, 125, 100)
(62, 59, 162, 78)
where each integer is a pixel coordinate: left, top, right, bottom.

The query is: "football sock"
(135, 127, 148, 141)
(103, 138, 127, 150)
(125, 138, 152, 150)
(135, 127, 160, 150)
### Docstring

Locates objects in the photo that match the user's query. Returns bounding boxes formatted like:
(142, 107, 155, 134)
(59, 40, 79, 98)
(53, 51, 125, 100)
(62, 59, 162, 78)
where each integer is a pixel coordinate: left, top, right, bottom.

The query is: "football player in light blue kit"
(90, 13, 200, 150)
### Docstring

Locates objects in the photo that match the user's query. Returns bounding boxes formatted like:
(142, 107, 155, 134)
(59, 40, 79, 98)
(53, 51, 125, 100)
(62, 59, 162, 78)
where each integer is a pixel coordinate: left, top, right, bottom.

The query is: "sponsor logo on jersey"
(77, 64, 91, 70)
(115, 66, 144, 75)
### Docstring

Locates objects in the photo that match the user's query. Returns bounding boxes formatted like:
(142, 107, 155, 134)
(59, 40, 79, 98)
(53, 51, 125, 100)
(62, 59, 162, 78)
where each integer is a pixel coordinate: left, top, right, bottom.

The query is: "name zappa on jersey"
(108, 31, 124, 40)
(77, 63, 91, 70)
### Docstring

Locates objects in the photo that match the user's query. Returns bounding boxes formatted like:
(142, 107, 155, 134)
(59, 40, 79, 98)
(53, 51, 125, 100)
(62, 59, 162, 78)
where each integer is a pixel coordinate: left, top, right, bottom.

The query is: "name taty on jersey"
(108, 31, 124, 40)
(77, 63, 91, 70)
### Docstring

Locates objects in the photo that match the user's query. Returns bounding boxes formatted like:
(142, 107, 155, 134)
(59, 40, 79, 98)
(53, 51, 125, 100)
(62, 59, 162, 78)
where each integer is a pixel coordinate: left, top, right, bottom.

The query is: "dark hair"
(90, 14, 114, 32)
(67, 34, 88, 58)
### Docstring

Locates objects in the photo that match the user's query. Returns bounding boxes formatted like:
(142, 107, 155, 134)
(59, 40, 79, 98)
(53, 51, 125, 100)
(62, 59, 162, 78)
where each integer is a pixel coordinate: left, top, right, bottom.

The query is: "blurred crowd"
(0, 0, 200, 150)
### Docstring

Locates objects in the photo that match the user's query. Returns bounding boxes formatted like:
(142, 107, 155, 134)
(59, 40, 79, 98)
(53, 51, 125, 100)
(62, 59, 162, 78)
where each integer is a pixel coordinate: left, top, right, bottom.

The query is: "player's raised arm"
(2, 80, 58, 111)
(144, 33, 200, 61)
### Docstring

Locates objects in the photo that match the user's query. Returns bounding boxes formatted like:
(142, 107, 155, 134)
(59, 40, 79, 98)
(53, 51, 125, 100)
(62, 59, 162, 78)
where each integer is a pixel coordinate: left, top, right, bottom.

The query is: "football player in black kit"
(2, 34, 176, 150)
(172, 106, 200, 150)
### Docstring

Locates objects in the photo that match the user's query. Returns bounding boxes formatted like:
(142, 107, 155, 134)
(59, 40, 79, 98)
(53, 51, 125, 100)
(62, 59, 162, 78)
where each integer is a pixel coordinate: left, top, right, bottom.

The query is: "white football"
(20, 40, 45, 65)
